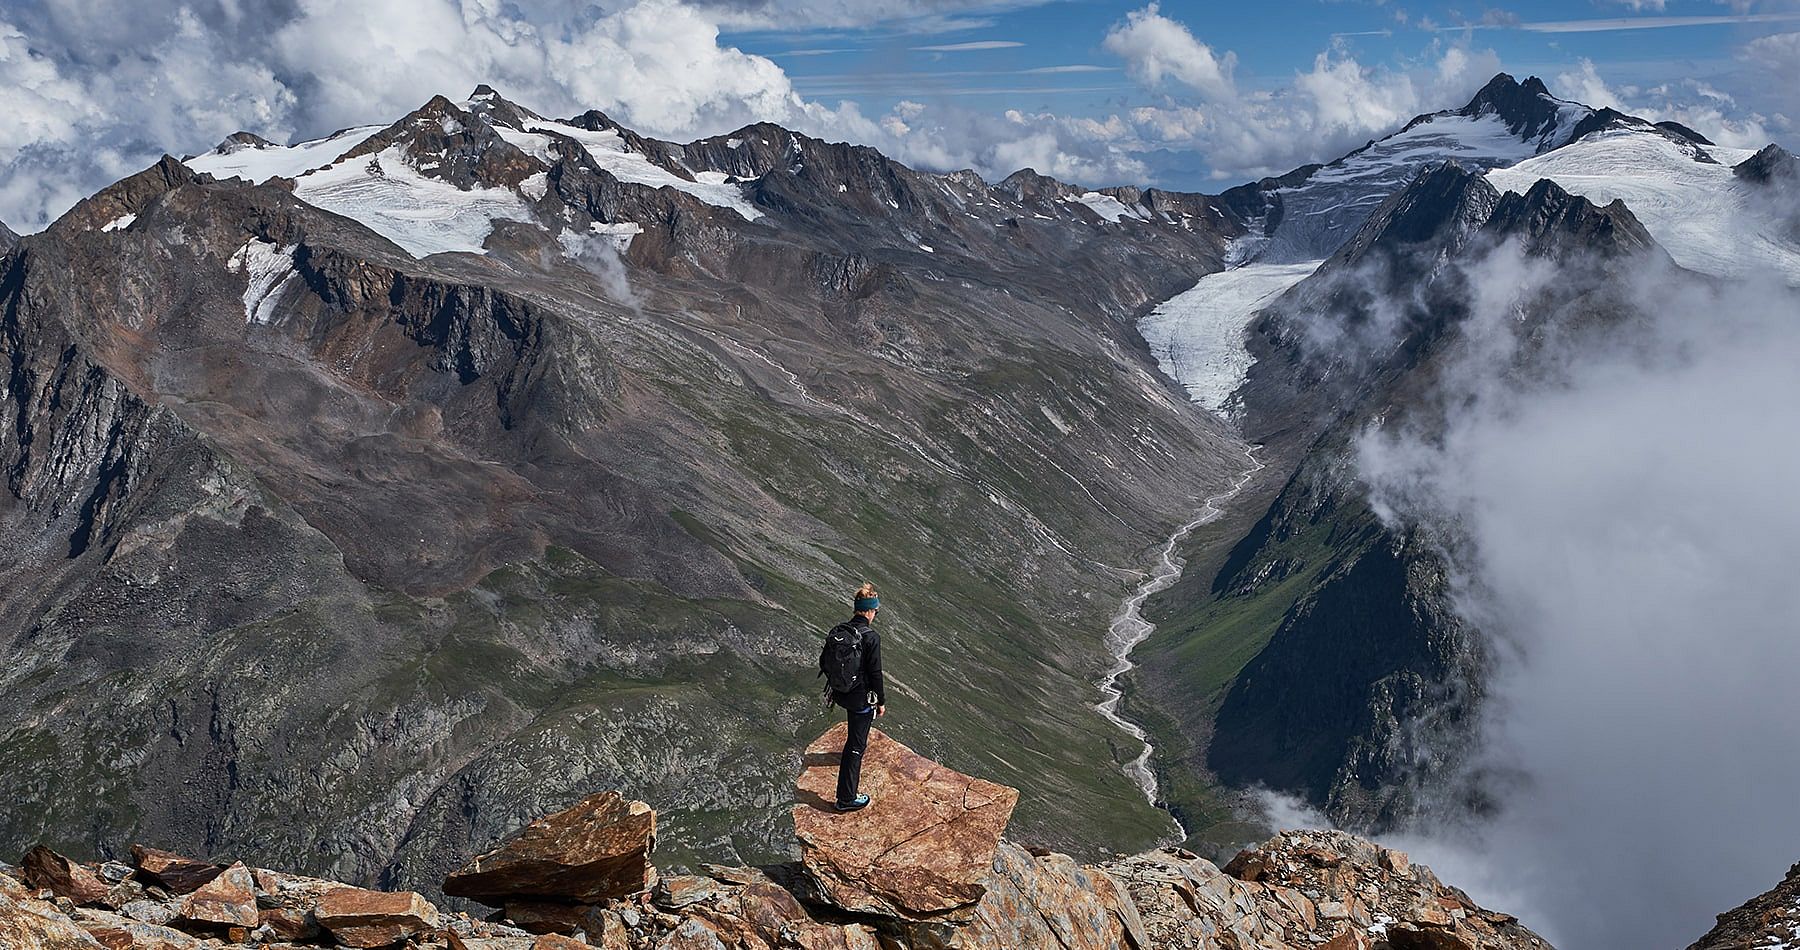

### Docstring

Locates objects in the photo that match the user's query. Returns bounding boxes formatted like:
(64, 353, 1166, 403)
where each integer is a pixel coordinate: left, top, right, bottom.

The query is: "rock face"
(792, 725, 1018, 921)
(1686, 861, 1800, 950)
(444, 792, 656, 907)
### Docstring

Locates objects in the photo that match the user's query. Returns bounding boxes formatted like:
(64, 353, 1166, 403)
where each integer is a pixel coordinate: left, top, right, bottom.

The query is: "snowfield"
(186, 127, 384, 184)
(292, 147, 537, 258)
(1487, 129, 1800, 285)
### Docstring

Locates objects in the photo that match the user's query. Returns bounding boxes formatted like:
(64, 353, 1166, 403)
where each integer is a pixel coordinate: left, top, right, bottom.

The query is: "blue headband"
(854, 595, 880, 612)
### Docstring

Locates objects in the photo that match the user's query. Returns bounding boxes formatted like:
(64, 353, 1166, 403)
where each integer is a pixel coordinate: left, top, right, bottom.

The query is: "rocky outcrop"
(792, 725, 1017, 922)
(0, 735, 1556, 949)
(1686, 860, 1800, 950)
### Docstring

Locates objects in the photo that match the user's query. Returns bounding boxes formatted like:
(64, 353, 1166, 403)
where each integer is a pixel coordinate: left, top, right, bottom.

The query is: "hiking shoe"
(835, 794, 871, 812)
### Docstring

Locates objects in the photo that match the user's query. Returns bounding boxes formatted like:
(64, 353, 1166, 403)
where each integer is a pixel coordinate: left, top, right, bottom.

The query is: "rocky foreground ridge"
(2, 727, 1550, 949)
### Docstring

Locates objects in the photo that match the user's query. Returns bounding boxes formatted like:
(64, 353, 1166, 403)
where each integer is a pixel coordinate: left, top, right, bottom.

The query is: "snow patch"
(101, 213, 135, 232)
(1072, 192, 1146, 223)
(519, 171, 548, 201)
(560, 221, 642, 255)
(516, 120, 763, 221)
(229, 239, 299, 325)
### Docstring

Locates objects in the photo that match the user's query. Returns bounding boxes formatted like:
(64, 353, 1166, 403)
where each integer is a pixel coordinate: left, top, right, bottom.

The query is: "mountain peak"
(1456, 72, 1586, 151)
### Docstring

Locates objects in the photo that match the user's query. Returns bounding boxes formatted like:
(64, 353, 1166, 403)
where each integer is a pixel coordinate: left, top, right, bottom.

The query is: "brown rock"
(791, 724, 1018, 921)
(257, 906, 320, 942)
(127, 849, 223, 896)
(444, 791, 656, 906)
(1388, 923, 1479, 950)
(71, 908, 199, 950)
(499, 901, 587, 936)
(1321, 930, 1372, 950)
(174, 862, 256, 930)
(529, 935, 587, 950)
(21, 848, 111, 905)
(956, 843, 1146, 950)
(0, 888, 106, 948)
(314, 887, 439, 948)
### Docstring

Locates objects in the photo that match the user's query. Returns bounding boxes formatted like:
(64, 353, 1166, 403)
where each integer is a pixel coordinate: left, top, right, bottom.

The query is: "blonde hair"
(854, 582, 877, 600)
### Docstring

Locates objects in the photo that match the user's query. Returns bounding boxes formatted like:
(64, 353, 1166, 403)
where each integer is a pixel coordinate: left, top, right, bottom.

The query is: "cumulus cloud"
(1356, 244, 1800, 949)
(1102, 3, 1238, 101)
(1555, 57, 1784, 147)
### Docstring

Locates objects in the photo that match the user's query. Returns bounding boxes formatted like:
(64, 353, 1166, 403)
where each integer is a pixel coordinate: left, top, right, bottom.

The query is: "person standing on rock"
(818, 583, 887, 812)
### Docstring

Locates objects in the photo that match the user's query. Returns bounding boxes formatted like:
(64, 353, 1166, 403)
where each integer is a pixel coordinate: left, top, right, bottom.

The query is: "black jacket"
(832, 615, 885, 710)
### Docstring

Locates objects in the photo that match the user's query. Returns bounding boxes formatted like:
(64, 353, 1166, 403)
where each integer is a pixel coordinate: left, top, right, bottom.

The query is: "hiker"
(818, 582, 887, 812)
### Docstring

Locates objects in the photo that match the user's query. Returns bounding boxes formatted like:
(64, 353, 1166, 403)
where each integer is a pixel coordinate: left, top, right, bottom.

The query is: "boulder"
(174, 862, 256, 930)
(127, 849, 222, 896)
(314, 886, 439, 948)
(444, 791, 656, 906)
(70, 908, 199, 949)
(0, 886, 105, 948)
(20, 847, 111, 905)
(792, 724, 1018, 922)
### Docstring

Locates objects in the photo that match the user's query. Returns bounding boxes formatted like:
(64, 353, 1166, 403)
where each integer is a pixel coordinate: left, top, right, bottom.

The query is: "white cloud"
(1359, 245, 1800, 949)
(1555, 57, 1782, 148)
(1102, 3, 1238, 101)
(1099, 10, 1504, 181)
(909, 40, 1023, 51)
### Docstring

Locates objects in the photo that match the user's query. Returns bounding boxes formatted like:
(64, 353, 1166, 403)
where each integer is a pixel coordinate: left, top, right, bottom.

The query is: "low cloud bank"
(1354, 246, 1800, 948)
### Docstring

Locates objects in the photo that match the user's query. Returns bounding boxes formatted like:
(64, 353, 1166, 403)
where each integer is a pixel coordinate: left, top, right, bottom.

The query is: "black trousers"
(836, 705, 876, 804)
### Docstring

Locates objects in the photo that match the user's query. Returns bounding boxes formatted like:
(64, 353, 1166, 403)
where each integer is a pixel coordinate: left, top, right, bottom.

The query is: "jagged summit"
(0, 218, 17, 252)
(1735, 142, 1800, 183)
(1450, 72, 1588, 151)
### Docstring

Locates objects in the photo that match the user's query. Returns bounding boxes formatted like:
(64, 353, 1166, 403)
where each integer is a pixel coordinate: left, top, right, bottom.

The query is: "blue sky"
(721, 0, 1797, 178)
(2, 0, 1796, 228)
(739, 0, 1790, 112)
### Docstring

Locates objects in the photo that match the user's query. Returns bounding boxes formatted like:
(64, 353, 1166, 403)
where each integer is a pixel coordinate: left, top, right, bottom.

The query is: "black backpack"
(818, 622, 865, 695)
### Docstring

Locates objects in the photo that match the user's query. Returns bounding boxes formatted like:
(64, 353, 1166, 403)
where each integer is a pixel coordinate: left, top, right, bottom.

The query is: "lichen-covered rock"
(792, 725, 1017, 922)
(948, 843, 1147, 950)
(444, 792, 656, 907)
(0, 878, 105, 949)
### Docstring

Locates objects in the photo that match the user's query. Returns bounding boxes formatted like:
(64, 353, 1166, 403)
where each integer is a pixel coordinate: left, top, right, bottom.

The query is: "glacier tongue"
(1140, 261, 1320, 415)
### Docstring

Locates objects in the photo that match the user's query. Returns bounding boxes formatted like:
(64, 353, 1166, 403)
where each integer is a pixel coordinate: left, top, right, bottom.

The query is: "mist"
(1354, 247, 1800, 948)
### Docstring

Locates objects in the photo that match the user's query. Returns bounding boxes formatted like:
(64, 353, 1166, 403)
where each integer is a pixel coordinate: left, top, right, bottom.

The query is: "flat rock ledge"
(0, 725, 1558, 949)
(792, 724, 1018, 922)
